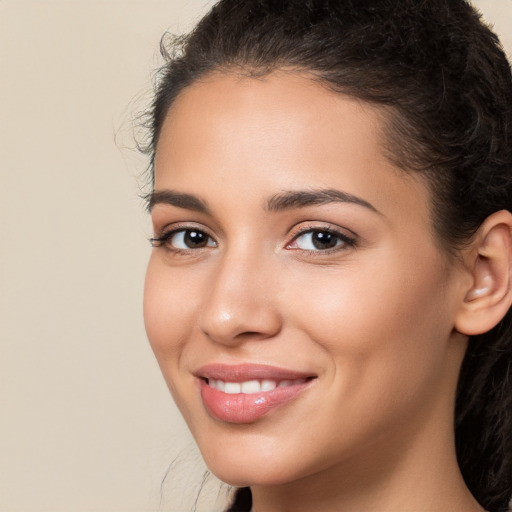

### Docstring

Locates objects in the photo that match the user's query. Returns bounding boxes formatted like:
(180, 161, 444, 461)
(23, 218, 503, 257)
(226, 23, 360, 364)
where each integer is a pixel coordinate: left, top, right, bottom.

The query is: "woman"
(142, 1, 512, 511)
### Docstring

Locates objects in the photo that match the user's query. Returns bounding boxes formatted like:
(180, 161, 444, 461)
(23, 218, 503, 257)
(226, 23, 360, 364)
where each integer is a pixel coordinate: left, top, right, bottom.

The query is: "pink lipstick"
(195, 364, 315, 424)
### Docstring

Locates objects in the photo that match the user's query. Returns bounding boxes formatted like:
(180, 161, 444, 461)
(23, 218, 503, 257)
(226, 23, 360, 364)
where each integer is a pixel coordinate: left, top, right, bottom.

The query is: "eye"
(151, 228, 217, 250)
(288, 229, 355, 251)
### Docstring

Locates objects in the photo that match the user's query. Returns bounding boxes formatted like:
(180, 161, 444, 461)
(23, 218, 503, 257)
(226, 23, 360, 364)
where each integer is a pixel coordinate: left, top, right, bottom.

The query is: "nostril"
(238, 331, 268, 339)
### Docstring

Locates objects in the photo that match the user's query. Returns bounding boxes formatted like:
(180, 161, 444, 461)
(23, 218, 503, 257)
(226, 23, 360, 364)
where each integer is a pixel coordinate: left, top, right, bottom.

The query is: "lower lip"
(200, 380, 312, 424)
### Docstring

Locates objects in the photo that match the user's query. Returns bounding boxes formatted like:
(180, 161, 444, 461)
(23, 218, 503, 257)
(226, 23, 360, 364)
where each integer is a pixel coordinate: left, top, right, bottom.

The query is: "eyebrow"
(145, 187, 380, 216)
(266, 189, 380, 214)
(145, 190, 210, 214)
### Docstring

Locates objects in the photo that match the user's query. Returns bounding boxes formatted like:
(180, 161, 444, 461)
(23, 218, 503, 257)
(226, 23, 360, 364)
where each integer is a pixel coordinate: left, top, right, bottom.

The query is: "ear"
(455, 210, 512, 336)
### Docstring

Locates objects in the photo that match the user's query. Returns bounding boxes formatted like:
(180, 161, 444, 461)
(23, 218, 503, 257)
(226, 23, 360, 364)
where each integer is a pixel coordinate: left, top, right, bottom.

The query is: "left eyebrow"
(265, 188, 381, 215)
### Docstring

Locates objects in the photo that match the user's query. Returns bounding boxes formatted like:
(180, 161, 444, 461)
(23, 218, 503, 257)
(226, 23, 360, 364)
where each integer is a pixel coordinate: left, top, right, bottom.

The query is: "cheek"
(286, 248, 454, 401)
(143, 257, 204, 424)
(143, 256, 195, 366)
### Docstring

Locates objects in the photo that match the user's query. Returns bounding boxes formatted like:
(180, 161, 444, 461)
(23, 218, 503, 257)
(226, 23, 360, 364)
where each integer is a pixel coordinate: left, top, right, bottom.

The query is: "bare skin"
(144, 71, 511, 512)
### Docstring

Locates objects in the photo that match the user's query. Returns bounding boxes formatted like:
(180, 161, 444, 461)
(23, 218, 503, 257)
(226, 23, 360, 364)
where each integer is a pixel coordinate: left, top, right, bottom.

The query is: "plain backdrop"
(0, 1, 511, 511)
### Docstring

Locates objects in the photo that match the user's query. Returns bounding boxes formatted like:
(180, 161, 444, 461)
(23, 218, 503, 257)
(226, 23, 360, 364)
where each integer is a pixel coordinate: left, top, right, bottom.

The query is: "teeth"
(240, 380, 261, 393)
(224, 382, 241, 394)
(261, 379, 277, 392)
(208, 378, 306, 394)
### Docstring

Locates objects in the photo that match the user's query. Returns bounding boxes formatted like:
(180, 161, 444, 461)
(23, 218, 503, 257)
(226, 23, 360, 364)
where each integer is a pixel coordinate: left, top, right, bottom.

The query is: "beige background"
(0, 1, 511, 511)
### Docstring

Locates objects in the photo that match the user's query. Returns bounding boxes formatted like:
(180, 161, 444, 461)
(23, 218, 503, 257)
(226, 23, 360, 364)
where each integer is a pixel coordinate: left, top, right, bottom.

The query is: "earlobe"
(455, 210, 512, 336)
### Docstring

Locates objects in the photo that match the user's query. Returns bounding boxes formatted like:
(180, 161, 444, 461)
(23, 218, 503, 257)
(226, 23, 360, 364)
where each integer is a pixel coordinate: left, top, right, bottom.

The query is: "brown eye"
(180, 230, 210, 248)
(172, 229, 217, 249)
(289, 229, 356, 251)
(309, 231, 339, 250)
(152, 229, 217, 250)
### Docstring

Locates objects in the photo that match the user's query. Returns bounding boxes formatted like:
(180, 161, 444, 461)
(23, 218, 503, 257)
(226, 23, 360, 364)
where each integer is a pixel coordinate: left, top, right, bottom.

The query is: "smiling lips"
(196, 364, 315, 424)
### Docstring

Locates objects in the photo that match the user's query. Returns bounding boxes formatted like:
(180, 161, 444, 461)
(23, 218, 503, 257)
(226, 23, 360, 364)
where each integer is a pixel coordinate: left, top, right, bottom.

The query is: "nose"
(199, 252, 282, 346)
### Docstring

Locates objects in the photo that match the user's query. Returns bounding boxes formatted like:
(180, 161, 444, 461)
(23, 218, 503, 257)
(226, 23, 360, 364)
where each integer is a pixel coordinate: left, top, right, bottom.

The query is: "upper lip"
(194, 363, 316, 382)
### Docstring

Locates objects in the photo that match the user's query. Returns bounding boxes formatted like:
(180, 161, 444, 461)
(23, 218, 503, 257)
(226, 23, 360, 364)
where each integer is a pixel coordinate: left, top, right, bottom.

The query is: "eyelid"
(285, 223, 358, 252)
(149, 221, 358, 254)
(150, 222, 217, 250)
(287, 221, 357, 240)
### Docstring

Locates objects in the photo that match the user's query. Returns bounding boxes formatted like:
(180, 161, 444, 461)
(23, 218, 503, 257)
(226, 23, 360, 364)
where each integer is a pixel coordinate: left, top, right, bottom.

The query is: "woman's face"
(144, 72, 468, 487)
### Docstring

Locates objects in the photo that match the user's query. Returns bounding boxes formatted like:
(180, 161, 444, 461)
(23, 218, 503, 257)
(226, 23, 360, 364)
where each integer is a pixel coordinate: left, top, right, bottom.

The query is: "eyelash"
(149, 227, 216, 253)
(287, 226, 357, 253)
(150, 225, 357, 254)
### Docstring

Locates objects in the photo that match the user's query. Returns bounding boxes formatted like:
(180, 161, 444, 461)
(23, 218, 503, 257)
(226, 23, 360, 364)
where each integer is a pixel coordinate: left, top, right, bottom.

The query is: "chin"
(206, 462, 298, 488)
(196, 432, 325, 488)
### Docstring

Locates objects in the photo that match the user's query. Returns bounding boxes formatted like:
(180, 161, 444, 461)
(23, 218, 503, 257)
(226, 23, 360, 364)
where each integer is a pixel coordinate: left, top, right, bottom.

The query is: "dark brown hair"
(143, 1, 512, 510)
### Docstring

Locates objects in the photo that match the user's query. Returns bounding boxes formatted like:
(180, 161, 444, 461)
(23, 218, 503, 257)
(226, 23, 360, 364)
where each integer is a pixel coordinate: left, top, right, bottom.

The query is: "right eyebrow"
(144, 190, 211, 214)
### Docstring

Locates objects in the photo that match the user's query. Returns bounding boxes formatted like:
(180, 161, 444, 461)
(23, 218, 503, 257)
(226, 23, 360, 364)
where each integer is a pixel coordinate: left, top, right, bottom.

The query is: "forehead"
(154, 71, 431, 229)
(156, 71, 386, 175)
